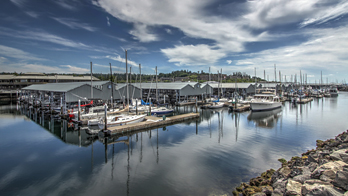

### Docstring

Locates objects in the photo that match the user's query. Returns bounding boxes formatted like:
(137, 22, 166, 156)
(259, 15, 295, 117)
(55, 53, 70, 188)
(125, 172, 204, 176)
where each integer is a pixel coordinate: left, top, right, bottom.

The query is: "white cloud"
(52, 17, 97, 32)
(165, 28, 172, 34)
(55, 0, 76, 10)
(226, 60, 232, 64)
(25, 11, 39, 18)
(244, 0, 319, 29)
(0, 61, 90, 74)
(0, 45, 46, 61)
(230, 25, 348, 81)
(0, 27, 117, 54)
(129, 23, 159, 42)
(10, 0, 26, 8)
(106, 16, 110, 27)
(91, 55, 139, 68)
(300, 1, 348, 27)
(59, 65, 89, 73)
(94, 0, 348, 69)
(161, 44, 226, 66)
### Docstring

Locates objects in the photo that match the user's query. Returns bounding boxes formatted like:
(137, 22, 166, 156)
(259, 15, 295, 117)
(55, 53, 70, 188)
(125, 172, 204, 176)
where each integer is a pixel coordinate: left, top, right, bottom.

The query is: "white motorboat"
(250, 90, 282, 111)
(208, 102, 224, 109)
(98, 114, 146, 129)
(329, 87, 339, 97)
(151, 107, 174, 116)
(239, 96, 253, 104)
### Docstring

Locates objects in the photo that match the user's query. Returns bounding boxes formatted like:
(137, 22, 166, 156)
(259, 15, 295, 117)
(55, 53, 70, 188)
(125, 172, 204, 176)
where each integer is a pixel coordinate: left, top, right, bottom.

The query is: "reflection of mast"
(196, 120, 198, 135)
(218, 111, 220, 143)
(140, 132, 143, 163)
(221, 110, 223, 138)
(235, 113, 240, 142)
(91, 139, 94, 170)
(157, 129, 159, 164)
(209, 114, 212, 138)
(104, 138, 108, 163)
(111, 144, 115, 180)
(127, 136, 130, 196)
(131, 135, 133, 156)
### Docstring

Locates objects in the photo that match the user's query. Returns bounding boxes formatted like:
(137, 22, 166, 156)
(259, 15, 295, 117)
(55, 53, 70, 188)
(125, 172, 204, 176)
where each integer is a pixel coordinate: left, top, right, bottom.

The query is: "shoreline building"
(0, 72, 99, 90)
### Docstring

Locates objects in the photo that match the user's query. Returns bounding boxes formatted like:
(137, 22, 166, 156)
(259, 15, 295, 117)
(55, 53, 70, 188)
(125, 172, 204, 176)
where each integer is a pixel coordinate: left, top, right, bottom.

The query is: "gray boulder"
(311, 161, 347, 179)
(285, 179, 302, 196)
(301, 181, 344, 196)
(333, 170, 348, 191)
(330, 149, 348, 161)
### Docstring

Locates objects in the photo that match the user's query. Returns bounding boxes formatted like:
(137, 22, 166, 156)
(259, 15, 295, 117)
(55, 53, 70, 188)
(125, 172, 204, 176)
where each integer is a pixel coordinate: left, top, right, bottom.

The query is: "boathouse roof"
(131, 82, 198, 90)
(207, 83, 254, 89)
(22, 81, 110, 92)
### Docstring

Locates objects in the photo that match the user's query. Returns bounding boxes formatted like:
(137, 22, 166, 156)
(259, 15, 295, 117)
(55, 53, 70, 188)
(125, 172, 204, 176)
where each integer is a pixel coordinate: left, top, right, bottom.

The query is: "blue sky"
(0, 0, 347, 83)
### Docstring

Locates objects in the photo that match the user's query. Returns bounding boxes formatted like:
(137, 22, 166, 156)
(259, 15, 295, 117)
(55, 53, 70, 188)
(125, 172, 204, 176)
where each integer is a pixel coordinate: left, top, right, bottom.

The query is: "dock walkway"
(107, 113, 200, 134)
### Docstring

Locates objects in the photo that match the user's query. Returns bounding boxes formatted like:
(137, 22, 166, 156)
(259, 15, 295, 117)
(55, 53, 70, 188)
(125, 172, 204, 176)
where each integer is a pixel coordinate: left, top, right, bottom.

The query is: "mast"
(126, 50, 129, 110)
(110, 63, 114, 109)
(139, 64, 142, 100)
(274, 64, 276, 82)
(254, 67, 256, 95)
(90, 62, 93, 99)
(321, 71, 323, 89)
(220, 68, 222, 98)
(156, 66, 158, 103)
(217, 70, 220, 98)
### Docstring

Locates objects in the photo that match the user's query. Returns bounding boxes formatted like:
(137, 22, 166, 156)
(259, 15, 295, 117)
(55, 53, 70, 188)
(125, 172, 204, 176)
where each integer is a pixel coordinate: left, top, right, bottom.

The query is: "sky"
(0, 0, 347, 83)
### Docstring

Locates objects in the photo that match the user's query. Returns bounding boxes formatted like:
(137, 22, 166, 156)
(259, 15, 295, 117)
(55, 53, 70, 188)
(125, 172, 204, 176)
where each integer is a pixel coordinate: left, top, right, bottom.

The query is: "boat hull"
(98, 115, 146, 129)
(250, 102, 282, 112)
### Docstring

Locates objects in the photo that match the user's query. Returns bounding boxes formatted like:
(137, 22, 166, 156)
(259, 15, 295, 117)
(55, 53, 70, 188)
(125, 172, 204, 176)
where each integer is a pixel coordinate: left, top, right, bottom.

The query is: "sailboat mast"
(90, 62, 93, 99)
(139, 64, 142, 100)
(126, 50, 129, 109)
(156, 66, 158, 103)
(110, 63, 114, 109)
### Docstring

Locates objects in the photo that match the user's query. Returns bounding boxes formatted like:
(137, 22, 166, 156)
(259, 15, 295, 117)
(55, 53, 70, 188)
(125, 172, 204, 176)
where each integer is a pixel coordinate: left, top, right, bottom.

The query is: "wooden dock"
(106, 113, 200, 134)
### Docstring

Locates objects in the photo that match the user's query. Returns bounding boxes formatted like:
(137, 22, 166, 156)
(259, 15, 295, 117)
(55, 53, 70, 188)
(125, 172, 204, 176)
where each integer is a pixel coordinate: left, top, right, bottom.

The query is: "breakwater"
(233, 130, 348, 196)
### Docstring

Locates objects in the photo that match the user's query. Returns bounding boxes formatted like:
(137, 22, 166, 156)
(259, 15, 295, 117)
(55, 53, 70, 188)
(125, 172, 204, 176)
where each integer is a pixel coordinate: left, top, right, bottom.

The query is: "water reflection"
(1, 94, 348, 196)
(247, 108, 282, 129)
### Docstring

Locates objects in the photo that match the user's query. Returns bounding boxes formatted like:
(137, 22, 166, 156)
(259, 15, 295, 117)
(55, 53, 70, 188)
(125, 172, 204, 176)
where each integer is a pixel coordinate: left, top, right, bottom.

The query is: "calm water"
(1, 93, 348, 196)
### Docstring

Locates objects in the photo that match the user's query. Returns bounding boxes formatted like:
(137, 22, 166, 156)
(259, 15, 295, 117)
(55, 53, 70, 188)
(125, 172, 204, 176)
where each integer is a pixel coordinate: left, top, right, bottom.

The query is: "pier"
(106, 113, 200, 134)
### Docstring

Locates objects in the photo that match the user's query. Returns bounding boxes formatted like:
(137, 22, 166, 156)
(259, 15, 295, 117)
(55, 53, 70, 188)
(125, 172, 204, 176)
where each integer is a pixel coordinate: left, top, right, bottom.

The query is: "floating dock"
(106, 113, 200, 134)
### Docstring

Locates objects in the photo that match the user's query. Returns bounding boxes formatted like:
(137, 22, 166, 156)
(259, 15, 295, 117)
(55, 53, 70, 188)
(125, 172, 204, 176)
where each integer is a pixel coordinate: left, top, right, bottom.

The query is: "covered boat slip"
(21, 81, 141, 103)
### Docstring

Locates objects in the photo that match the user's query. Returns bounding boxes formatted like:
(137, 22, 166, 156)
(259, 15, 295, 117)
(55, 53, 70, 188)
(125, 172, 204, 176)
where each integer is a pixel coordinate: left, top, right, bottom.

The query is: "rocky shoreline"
(233, 130, 348, 196)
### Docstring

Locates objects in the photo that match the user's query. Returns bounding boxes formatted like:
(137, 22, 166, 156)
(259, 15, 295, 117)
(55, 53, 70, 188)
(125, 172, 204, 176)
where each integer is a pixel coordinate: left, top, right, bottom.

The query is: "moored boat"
(98, 114, 146, 129)
(250, 89, 281, 111)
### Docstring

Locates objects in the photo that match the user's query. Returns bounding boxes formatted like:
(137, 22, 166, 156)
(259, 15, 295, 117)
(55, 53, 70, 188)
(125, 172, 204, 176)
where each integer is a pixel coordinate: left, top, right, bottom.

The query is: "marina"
(0, 91, 347, 195)
(2, 1, 348, 195)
